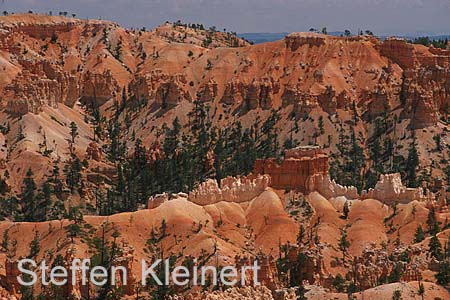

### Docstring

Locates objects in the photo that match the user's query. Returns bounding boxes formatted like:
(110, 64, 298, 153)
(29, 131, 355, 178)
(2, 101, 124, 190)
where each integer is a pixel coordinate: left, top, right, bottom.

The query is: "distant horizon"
(1, 0, 450, 37)
(1, 11, 450, 40)
(238, 31, 450, 37)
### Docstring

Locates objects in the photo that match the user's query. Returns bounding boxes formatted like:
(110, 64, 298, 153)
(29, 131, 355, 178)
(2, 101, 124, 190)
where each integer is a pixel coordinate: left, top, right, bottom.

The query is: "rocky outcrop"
(148, 192, 169, 209)
(286, 244, 329, 287)
(111, 242, 136, 295)
(307, 173, 359, 200)
(81, 70, 120, 107)
(132, 71, 190, 108)
(234, 253, 280, 291)
(1, 16, 86, 39)
(197, 79, 218, 102)
(364, 173, 434, 204)
(350, 243, 424, 290)
(4, 59, 79, 115)
(85, 142, 102, 161)
(282, 85, 349, 116)
(378, 38, 417, 69)
(282, 88, 319, 118)
(285, 32, 326, 52)
(187, 175, 270, 206)
(183, 286, 275, 300)
(220, 80, 245, 105)
(220, 78, 280, 110)
(0, 133, 6, 166)
(62, 248, 83, 300)
(378, 38, 450, 128)
(152, 22, 250, 49)
(254, 146, 329, 193)
(4, 258, 21, 296)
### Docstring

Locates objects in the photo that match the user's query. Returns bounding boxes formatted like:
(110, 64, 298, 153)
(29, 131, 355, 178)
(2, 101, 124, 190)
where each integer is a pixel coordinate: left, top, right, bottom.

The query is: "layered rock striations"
(254, 146, 328, 193)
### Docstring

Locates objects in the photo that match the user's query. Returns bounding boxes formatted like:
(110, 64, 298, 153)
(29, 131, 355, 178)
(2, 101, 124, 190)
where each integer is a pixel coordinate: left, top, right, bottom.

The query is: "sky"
(1, 0, 450, 35)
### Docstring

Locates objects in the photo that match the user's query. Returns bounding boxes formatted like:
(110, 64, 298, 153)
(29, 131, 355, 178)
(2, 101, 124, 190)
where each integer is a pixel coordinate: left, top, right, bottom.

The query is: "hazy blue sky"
(1, 0, 450, 35)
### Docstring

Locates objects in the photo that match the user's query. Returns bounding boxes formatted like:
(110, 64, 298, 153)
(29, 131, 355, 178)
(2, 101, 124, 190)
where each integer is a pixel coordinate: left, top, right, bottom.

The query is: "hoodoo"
(253, 146, 329, 193)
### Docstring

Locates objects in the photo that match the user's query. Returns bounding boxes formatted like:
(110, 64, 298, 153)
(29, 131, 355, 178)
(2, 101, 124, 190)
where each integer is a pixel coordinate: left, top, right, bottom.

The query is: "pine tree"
(1, 228, 9, 252)
(339, 229, 350, 261)
(69, 121, 78, 144)
(17, 122, 25, 141)
(370, 138, 382, 170)
(429, 234, 443, 260)
(406, 139, 419, 188)
(332, 274, 345, 292)
(433, 134, 442, 151)
(318, 116, 325, 135)
(297, 224, 306, 246)
(436, 260, 450, 286)
(42, 181, 52, 218)
(64, 156, 82, 192)
(388, 263, 403, 283)
(162, 117, 182, 190)
(129, 138, 149, 207)
(426, 207, 440, 235)
(21, 168, 37, 221)
(28, 229, 40, 259)
(445, 237, 450, 260)
(348, 129, 365, 191)
(65, 207, 84, 243)
(418, 281, 425, 300)
(414, 225, 425, 243)
(258, 109, 281, 159)
(0, 174, 8, 195)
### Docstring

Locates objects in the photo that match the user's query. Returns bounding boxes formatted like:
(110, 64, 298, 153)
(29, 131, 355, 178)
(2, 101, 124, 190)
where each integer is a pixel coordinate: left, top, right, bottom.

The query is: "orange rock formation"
(254, 146, 328, 193)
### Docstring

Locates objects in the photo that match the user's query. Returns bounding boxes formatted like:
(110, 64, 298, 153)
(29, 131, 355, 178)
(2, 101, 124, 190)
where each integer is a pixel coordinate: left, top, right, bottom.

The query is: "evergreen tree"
(0, 175, 8, 195)
(42, 181, 52, 219)
(318, 116, 324, 135)
(433, 134, 442, 151)
(28, 229, 40, 259)
(69, 121, 78, 144)
(429, 234, 443, 260)
(1, 228, 9, 252)
(332, 274, 345, 292)
(297, 224, 306, 246)
(388, 263, 403, 283)
(21, 168, 37, 221)
(64, 156, 82, 192)
(339, 229, 350, 260)
(406, 139, 419, 187)
(129, 138, 149, 207)
(370, 138, 382, 171)
(418, 281, 425, 300)
(446, 237, 450, 259)
(426, 207, 440, 235)
(65, 207, 84, 243)
(414, 225, 425, 243)
(162, 117, 182, 190)
(436, 260, 450, 286)
(348, 129, 365, 191)
(258, 109, 281, 159)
